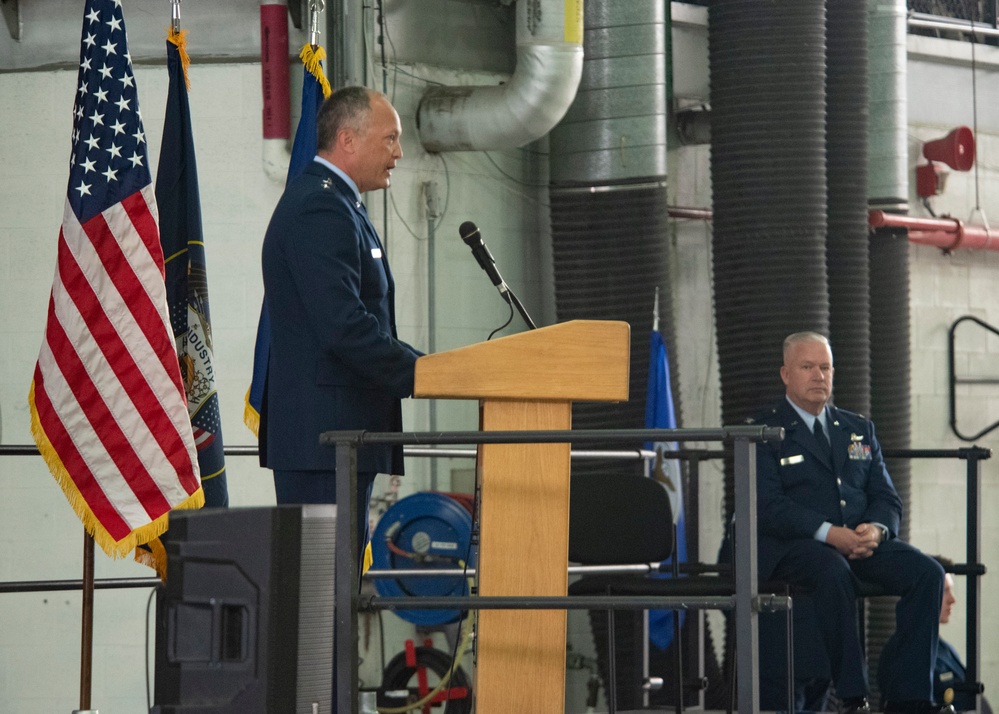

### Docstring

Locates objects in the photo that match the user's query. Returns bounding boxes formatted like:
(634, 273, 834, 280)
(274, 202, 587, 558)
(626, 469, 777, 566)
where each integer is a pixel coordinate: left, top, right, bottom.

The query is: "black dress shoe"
(883, 700, 957, 714)
(841, 696, 871, 714)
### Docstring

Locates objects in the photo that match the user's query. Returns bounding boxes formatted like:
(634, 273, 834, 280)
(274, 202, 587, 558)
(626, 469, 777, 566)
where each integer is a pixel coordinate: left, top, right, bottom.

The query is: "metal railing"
(320, 425, 783, 714)
(885, 446, 990, 706)
(1, 436, 989, 712)
(909, 0, 998, 30)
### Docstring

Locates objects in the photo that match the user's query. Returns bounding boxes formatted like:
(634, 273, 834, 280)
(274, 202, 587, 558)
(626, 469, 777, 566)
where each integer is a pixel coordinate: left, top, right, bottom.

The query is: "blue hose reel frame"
(371, 492, 476, 626)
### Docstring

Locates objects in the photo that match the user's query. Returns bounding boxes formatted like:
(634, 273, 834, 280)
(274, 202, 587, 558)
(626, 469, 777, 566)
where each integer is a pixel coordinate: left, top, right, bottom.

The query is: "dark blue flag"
(156, 32, 227, 509)
(245, 46, 330, 436)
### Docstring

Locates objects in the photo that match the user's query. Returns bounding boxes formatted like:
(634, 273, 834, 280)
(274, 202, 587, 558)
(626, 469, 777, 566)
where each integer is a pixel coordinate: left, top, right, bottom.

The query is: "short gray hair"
(783, 331, 831, 361)
(316, 86, 379, 151)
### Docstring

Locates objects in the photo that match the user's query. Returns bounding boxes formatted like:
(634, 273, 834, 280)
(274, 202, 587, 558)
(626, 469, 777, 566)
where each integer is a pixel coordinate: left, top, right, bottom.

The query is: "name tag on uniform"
(780, 454, 804, 466)
(371, 248, 383, 259)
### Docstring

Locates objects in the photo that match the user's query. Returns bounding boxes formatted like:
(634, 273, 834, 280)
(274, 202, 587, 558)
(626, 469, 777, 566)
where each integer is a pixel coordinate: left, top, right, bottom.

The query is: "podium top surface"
(414, 319, 630, 402)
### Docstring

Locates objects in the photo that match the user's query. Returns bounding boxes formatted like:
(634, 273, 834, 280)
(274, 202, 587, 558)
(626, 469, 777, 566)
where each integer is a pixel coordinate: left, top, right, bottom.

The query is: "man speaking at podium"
(260, 86, 422, 557)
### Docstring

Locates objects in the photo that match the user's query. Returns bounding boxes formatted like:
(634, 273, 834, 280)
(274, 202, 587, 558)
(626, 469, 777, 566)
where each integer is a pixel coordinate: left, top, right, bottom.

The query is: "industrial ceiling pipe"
(708, 0, 830, 520)
(416, 0, 583, 151)
(869, 211, 997, 251)
(548, 0, 672, 483)
(826, 0, 872, 417)
(261, 0, 291, 181)
(547, 4, 680, 704)
(865, 4, 913, 699)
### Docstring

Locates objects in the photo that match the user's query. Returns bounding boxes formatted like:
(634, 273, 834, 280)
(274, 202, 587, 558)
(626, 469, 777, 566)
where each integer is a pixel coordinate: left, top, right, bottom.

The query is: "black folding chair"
(568, 470, 793, 714)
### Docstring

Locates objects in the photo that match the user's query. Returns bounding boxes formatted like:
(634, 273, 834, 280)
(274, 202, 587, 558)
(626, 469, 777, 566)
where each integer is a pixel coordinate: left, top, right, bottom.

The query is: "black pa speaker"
(153, 505, 336, 713)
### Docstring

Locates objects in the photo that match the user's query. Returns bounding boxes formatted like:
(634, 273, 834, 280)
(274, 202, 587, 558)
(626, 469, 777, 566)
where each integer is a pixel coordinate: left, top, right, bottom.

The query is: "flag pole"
(76, 532, 96, 713)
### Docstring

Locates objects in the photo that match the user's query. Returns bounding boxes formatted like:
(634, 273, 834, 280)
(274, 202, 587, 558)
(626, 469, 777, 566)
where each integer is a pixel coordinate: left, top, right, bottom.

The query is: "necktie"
(813, 419, 832, 463)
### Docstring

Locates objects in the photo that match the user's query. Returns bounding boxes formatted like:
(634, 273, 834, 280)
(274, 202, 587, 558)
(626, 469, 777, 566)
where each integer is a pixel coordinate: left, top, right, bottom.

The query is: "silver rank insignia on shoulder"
(321, 178, 333, 189)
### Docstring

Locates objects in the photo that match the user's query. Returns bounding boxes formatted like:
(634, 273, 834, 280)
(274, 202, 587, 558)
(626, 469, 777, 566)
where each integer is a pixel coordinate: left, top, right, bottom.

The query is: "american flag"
(28, 0, 203, 558)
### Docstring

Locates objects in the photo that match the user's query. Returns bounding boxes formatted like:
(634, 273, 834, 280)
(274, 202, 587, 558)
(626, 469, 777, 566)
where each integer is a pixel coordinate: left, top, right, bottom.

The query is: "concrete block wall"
(906, 36, 999, 689)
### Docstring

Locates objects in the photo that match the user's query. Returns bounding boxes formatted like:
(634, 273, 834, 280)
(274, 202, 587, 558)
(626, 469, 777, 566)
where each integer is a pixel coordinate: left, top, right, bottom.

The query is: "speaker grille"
(296, 505, 337, 714)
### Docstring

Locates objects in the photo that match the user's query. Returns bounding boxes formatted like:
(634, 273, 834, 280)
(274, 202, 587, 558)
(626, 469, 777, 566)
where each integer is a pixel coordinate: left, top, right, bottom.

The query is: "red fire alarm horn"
(923, 126, 976, 172)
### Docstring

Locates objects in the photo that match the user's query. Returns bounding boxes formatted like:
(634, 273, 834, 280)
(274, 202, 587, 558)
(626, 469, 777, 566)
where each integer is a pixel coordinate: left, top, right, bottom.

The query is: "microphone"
(459, 220, 538, 330)
(459, 221, 506, 290)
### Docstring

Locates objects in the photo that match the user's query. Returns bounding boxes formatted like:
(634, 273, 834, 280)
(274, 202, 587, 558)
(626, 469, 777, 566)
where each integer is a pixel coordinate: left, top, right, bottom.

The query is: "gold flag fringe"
(167, 27, 192, 91)
(134, 534, 169, 580)
(243, 387, 261, 437)
(132, 487, 204, 579)
(29, 380, 205, 560)
(299, 43, 333, 99)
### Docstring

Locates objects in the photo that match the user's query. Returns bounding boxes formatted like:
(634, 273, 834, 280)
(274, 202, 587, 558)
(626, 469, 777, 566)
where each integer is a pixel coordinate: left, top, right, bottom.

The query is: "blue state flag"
(645, 321, 687, 650)
(156, 31, 228, 510)
(245, 45, 331, 436)
(136, 29, 228, 577)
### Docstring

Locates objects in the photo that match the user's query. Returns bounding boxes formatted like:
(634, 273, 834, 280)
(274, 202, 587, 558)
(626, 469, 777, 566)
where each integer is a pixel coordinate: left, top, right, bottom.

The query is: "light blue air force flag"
(645, 301, 687, 651)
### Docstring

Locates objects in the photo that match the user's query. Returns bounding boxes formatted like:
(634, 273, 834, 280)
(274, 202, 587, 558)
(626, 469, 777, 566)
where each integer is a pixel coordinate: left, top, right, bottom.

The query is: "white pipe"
(262, 138, 291, 182)
(417, 0, 584, 152)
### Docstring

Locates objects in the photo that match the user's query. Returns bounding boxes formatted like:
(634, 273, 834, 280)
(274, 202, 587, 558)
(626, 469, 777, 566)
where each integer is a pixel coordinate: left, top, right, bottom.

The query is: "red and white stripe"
(192, 426, 216, 451)
(31, 186, 200, 550)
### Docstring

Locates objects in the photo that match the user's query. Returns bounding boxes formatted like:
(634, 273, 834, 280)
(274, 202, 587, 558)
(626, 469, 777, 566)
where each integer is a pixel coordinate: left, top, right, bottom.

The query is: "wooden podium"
(414, 319, 630, 713)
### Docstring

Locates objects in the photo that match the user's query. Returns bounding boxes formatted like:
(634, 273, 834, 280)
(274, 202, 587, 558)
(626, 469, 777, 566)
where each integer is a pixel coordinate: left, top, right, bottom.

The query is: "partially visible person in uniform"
(880, 555, 992, 714)
(260, 86, 422, 559)
(752, 331, 949, 714)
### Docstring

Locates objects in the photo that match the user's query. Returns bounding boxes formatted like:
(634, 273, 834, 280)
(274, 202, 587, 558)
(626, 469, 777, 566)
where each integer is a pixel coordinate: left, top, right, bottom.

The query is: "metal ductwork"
(549, 2, 667, 183)
(416, 0, 583, 152)
(866, 0, 911, 706)
(709, 0, 829, 524)
(867, 0, 909, 212)
(548, 3, 673, 705)
(826, 0, 871, 416)
(867, 229, 912, 708)
(548, 0, 670, 465)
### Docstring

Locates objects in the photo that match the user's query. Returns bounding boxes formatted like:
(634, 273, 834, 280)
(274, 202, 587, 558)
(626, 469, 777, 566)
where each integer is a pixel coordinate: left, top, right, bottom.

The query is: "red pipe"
(661, 208, 996, 251)
(261, 3, 290, 141)
(868, 210, 997, 252)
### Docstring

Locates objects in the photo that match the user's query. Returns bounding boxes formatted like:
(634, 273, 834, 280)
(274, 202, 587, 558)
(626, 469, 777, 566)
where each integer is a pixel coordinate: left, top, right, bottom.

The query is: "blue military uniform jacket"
(260, 161, 422, 474)
(751, 398, 903, 582)
(934, 638, 991, 713)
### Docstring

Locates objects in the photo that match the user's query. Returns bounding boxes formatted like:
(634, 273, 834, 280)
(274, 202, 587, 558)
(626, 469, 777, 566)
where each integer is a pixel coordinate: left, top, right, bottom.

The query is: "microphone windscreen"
(459, 221, 479, 243)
